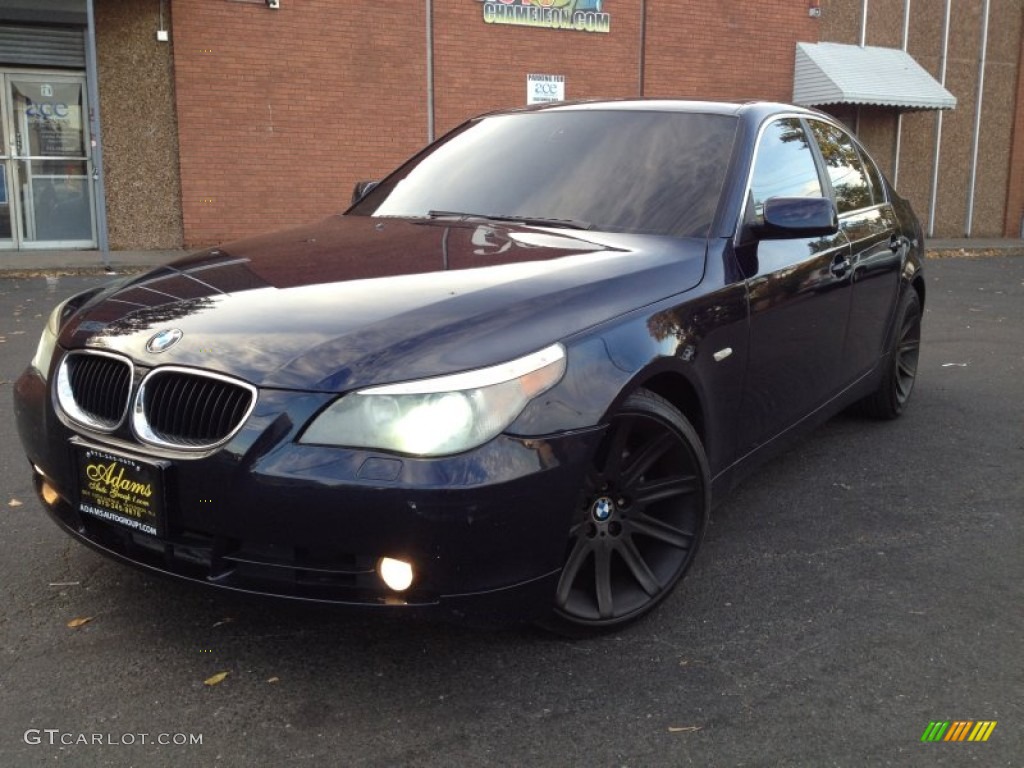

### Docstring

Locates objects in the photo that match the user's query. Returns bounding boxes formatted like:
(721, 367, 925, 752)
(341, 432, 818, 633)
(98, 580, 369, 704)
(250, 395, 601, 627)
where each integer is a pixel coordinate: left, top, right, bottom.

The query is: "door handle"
(830, 254, 851, 278)
(889, 235, 908, 254)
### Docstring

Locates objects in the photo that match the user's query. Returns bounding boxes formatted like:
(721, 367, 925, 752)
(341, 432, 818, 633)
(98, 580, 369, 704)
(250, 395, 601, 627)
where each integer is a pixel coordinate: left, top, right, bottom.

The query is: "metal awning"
(794, 42, 956, 112)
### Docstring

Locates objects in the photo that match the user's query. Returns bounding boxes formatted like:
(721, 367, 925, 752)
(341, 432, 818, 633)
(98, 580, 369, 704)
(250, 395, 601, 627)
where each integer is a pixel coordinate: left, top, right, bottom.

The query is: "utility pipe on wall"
(964, 0, 991, 237)
(426, 0, 435, 142)
(892, 0, 911, 189)
(855, 0, 867, 138)
(901, 0, 910, 51)
(927, 0, 951, 238)
(638, 0, 646, 97)
(85, 0, 110, 266)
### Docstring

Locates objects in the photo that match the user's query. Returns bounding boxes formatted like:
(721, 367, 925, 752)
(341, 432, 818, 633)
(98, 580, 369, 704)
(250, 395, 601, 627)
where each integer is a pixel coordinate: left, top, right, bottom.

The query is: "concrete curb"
(925, 247, 1024, 259)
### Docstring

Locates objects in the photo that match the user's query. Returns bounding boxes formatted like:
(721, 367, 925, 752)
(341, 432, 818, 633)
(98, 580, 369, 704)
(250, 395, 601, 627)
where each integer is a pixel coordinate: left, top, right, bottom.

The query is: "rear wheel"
(542, 388, 709, 635)
(858, 288, 922, 419)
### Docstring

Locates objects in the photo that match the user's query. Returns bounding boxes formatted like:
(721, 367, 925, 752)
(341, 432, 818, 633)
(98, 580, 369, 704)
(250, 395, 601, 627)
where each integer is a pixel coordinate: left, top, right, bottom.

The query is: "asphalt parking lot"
(0, 255, 1021, 767)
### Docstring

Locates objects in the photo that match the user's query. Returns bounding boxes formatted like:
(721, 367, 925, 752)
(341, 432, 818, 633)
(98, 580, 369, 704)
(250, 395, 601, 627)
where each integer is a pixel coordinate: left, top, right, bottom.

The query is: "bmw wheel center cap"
(592, 497, 613, 522)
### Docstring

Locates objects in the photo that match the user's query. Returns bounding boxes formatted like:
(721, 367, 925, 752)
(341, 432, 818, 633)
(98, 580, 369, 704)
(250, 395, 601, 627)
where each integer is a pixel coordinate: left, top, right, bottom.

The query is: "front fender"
(508, 280, 748, 478)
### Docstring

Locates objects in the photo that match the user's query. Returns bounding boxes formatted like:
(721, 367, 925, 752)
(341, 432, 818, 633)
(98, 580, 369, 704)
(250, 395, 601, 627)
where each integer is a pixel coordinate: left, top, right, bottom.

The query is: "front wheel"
(542, 388, 710, 635)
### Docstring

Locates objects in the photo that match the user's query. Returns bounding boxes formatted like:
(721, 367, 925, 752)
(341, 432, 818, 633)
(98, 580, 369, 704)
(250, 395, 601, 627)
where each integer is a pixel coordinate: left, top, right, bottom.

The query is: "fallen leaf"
(267, 676, 280, 684)
(67, 616, 93, 629)
(204, 671, 230, 686)
(668, 726, 703, 733)
(8, 499, 23, 507)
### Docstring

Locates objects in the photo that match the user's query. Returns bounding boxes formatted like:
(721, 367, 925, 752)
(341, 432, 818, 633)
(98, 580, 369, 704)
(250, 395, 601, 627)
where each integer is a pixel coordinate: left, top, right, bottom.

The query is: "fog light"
(40, 479, 60, 507)
(377, 557, 414, 592)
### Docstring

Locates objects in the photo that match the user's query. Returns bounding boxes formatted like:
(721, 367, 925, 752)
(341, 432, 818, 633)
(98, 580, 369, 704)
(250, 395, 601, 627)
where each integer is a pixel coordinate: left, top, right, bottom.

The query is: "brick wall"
(171, 0, 428, 247)
(168, 0, 1021, 246)
(170, 0, 819, 247)
(643, 0, 818, 101)
(433, 1, 641, 138)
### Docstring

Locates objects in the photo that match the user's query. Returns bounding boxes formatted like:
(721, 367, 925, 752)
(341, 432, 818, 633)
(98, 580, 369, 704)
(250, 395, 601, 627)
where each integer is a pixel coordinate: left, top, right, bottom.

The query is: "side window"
(858, 146, 888, 205)
(808, 120, 872, 214)
(748, 118, 823, 220)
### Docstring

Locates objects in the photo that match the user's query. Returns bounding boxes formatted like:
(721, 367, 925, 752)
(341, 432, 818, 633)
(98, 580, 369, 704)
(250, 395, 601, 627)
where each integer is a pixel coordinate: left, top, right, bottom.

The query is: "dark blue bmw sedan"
(13, 100, 924, 633)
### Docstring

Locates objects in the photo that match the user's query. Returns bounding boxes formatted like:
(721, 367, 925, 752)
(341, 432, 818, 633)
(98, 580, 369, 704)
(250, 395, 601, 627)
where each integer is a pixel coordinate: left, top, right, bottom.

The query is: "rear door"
(806, 119, 902, 385)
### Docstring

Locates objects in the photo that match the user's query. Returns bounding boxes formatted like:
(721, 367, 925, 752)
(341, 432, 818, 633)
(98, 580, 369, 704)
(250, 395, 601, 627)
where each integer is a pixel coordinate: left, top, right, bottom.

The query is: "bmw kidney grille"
(57, 351, 256, 449)
(57, 351, 133, 431)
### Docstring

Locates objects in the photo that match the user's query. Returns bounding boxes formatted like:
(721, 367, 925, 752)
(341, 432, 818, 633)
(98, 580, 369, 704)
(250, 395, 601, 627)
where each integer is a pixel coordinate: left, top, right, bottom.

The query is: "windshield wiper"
(427, 210, 592, 230)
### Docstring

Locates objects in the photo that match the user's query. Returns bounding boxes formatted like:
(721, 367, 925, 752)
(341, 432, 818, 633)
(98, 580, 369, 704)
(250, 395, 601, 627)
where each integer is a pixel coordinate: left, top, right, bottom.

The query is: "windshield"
(349, 110, 738, 238)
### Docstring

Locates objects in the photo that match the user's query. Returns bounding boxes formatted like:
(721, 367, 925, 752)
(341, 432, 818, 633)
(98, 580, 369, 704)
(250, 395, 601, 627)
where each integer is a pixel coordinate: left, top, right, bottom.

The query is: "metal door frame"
(0, 68, 97, 250)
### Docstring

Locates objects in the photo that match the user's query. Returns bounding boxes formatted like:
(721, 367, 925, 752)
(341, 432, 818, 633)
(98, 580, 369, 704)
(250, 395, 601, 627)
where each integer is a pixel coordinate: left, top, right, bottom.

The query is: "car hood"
(62, 216, 707, 392)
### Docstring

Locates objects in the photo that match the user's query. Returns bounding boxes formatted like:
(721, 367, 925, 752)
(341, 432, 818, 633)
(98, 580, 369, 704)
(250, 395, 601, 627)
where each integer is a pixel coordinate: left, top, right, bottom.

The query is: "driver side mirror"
(351, 180, 379, 205)
(757, 197, 838, 239)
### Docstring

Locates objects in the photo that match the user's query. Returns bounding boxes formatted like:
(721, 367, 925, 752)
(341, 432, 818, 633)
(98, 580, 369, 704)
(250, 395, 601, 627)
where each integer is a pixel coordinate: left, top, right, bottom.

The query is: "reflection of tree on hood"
(94, 297, 217, 337)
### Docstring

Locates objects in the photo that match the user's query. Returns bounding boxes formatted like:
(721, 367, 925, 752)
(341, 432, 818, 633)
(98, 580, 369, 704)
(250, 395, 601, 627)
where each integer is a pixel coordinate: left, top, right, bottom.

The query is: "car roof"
(487, 99, 824, 122)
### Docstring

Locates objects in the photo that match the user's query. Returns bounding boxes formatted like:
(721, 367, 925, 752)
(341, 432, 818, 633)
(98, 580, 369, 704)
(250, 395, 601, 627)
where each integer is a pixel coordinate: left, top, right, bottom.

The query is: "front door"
(733, 116, 852, 454)
(0, 72, 96, 249)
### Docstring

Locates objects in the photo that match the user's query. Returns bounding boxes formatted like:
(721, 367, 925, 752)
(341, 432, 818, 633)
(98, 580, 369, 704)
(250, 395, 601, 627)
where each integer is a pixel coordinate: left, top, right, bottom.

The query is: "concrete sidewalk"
(0, 248, 185, 275)
(1, 238, 1022, 276)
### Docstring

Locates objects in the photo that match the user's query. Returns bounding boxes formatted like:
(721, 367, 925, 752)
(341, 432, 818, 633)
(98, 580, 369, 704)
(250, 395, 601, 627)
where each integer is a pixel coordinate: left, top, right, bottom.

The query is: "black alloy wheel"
(859, 288, 922, 419)
(893, 292, 922, 407)
(546, 389, 710, 633)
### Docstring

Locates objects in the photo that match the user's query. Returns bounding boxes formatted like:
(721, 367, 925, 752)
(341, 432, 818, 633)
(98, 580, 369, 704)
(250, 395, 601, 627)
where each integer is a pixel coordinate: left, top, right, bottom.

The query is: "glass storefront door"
(0, 72, 96, 249)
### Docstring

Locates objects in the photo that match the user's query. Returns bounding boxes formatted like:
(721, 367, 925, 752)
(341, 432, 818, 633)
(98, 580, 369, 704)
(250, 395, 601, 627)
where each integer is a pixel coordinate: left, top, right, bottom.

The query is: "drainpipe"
(892, 0, 910, 189)
(927, 0, 951, 238)
(900, 1, 910, 57)
(426, 0, 434, 142)
(855, 0, 865, 137)
(84, 0, 110, 267)
(638, 0, 646, 97)
(964, 0, 990, 237)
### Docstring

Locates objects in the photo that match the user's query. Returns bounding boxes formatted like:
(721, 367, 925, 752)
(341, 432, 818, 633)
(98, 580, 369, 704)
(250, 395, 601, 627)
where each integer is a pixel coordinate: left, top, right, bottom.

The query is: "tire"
(540, 388, 710, 636)
(857, 287, 922, 420)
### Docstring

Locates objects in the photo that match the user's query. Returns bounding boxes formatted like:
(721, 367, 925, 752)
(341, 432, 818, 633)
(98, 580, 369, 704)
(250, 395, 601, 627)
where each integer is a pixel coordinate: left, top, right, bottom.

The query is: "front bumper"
(14, 365, 603, 623)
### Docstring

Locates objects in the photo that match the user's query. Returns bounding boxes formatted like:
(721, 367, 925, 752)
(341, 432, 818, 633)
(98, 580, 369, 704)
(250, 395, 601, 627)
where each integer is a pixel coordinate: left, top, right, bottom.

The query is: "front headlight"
(30, 299, 71, 379)
(300, 343, 566, 456)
